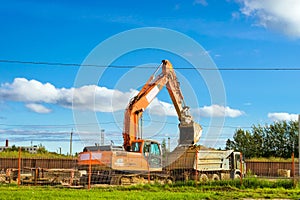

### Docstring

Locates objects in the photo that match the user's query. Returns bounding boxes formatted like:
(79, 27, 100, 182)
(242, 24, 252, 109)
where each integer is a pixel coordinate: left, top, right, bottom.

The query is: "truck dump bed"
(165, 146, 233, 172)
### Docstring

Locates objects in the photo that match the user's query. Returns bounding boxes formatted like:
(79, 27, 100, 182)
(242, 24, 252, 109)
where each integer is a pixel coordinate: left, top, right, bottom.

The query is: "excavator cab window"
(131, 142, 142, 153)
(143, 141, 162, 168)
(143, 142, 150, 155)
(143, 142, 161, 156)
(150, 143, 160, 156)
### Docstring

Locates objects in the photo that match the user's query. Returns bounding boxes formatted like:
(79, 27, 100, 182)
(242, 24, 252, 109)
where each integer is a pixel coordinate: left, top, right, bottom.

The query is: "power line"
(1, 59, 300, 71)
(0, 121, 122, 128)
(0, 120, 251, 129)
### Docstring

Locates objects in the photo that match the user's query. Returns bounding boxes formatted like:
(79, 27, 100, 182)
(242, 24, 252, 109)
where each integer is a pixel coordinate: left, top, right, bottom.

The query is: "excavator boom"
(122, 60, 202, 150)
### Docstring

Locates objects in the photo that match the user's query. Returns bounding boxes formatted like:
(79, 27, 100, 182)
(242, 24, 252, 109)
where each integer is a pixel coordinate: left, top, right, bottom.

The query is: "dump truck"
(164, 146, 245, 181)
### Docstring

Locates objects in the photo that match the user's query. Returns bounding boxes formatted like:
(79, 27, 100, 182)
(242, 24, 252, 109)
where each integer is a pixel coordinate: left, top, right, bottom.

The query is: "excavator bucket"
(179, 122, 202, 146)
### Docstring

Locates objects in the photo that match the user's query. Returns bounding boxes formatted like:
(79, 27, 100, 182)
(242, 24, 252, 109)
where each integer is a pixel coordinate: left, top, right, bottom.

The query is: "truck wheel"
(165, 177, 173, 184)
(79, 175, 88, 186)
(199, 174, 208, 182)
(234, 174, 241, 180)
(211, 174, 220, 181)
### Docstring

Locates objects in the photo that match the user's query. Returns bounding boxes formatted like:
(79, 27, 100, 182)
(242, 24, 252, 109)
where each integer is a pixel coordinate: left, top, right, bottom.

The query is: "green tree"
(227, 120, 299, 159)
(251, 125, 264, 157)
(11, 145, 18, 151)
(37, 143, 47, 154)
(225, 139, 235, 150)
(232, 129, 253, 158)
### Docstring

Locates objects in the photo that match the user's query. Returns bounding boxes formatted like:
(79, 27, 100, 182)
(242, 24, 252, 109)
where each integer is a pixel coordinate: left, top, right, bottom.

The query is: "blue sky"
(0, 0, 300, 154)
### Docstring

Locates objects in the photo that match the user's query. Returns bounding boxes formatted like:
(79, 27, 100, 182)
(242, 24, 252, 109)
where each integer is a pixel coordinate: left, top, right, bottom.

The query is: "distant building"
(0, 146, 9, 152)
(22, 146, 39, 154)
(0, 145, 39, 154)
(0, 140, 39, 153)
(0, 140, 9, 152)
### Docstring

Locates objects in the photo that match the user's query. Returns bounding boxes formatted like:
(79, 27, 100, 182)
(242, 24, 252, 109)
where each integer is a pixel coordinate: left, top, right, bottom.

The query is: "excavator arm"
(122, 60, 202, 151)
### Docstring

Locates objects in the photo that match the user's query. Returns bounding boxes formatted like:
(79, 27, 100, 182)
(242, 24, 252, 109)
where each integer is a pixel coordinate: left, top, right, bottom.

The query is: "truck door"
(235, 153, 241, 170)
(230, 152, 242, 179)
(235, 152, 246, 177)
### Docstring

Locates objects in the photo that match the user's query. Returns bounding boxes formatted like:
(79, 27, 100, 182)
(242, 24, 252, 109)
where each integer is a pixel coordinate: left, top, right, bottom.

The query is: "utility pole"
(140, 114, 143, 139)
(101, 129, 105, 146)
(168, 137, 170, 153)
(70, 129, 73, 156)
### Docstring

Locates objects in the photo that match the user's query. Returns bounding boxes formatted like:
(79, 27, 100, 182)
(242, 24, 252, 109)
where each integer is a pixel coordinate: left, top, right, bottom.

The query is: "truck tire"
(79, 175, 88, 186)
(199, 174, 208, 182)
(211, 174, 220, 181)
(165, 177, 173, 184)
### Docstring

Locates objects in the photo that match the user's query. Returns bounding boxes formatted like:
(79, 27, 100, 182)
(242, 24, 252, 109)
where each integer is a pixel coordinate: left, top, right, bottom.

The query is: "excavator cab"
(131, 139, 162, 169)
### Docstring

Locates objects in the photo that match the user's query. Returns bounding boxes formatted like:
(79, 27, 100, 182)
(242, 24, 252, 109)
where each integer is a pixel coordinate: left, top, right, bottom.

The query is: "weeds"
(114, 177, 295, 192)
(0, 179, 299, 200)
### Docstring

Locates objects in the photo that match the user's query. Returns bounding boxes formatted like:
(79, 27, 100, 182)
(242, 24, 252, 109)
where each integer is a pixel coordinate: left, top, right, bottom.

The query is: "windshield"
(143, 142, 161, 156)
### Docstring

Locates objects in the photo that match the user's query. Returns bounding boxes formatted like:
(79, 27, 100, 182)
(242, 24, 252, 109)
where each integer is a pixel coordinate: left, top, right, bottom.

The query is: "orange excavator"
(77, 60, 202, 185)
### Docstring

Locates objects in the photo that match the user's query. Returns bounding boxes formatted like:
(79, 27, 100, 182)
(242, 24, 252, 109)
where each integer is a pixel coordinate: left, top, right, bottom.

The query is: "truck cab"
(230, 152, 246, 179)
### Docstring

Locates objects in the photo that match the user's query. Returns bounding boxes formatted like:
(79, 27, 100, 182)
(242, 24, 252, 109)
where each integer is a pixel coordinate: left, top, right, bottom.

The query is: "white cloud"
(0, 78, 178, 115)
(0, 78, 59, 103)
(268, 112, 298, 121)
(0, 78, 133, 113)
(148, 103, 244, 118)
(70, 85, 135, 112)
(25, 103, 52, 113)
(0, 78, 245, 119)
(193, 104, 244, 118)
(147, 98, 177, 117)
(237, 0, 300, 37)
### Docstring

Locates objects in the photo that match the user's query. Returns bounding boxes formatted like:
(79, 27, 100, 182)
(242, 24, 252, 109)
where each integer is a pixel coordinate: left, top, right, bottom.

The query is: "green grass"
(1, 178, 300, 200)
(169, 177, 295, 189)
(246, 157, 298, 162)
(0, 151, 74, 159)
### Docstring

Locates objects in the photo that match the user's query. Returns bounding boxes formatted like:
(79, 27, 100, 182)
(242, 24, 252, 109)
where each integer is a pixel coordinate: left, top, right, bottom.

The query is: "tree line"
(225, 120, 299, 159)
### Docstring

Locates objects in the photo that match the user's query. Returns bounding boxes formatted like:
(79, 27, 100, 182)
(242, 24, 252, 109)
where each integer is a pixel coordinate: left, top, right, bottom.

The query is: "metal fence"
(0, 155, 77, 186)
(0, 150, 298, 188)
(246, 161, 298, 178)
(0, 158, 76, 169)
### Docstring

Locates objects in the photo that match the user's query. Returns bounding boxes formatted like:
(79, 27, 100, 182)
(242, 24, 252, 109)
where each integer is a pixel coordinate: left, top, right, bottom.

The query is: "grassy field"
(246, 157, 298, 162)
(0, 151, 74, 159)
(1, 179, 300, 200)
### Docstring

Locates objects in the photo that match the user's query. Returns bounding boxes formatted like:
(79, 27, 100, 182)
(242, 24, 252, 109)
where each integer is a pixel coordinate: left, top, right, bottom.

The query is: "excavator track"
(110, 173, 173, 185)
